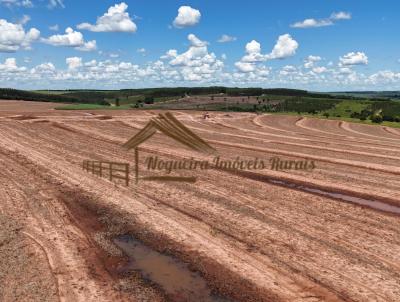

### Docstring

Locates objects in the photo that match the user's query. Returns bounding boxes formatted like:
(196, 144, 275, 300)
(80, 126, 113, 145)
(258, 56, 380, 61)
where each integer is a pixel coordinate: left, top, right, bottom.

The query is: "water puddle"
(269, 179, 400, 215)
(114, 235, 231, 302)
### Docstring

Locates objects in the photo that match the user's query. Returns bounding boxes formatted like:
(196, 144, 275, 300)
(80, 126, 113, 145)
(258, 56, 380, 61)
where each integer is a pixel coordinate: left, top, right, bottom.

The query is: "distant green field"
(325, 100, 372, 117)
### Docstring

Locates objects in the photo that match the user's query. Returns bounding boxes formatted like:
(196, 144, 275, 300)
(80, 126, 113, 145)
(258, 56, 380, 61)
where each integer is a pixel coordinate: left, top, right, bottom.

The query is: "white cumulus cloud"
(77, 2, 137, 33)
(66, 57, 82, 70)
(240, 40, 265, 63)
(368, 70, 400, 84)
(163, 34, 223, 81)
(173, 6, 201, 28)
(76, 40, 97, 52)
(235, 34, 298, 73)
(279, 65, 297, 76)
(291, 11, 351, 28)
(312, 66, 327, 74)
(267, 34, 299, 59)
(304, 55, 322, 68)
(339, 52, 368, 66)
(43, 27, 84, 47)
(0, 58, 26, 72)
(42, 27, 96, 51)
(30, 62, 56, 75)
(235, 61, 256, 73)
(187, 33, 208, 47)
(0, 19, 40, 52)
(291, 18, 333, 28)
(3, 55, 400, 91)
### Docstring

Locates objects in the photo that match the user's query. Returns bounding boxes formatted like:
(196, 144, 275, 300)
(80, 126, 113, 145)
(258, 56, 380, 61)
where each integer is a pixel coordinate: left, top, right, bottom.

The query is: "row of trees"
(0, 88, 110, 105)
(120, 87, 338, 98)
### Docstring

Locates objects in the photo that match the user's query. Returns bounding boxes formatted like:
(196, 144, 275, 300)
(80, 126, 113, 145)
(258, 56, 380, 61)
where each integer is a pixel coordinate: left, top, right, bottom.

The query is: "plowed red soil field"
(1, 101, 399, 302)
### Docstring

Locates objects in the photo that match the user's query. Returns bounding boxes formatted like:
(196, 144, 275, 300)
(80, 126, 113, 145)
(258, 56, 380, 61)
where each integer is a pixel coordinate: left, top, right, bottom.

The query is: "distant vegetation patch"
(0, 88, 110, 105)
(280, 97, 340, 114)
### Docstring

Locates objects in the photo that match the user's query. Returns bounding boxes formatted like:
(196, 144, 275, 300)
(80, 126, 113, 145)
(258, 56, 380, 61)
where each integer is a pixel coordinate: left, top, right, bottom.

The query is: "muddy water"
(269, 179, 400, 215)
(114, 235, 231, 302)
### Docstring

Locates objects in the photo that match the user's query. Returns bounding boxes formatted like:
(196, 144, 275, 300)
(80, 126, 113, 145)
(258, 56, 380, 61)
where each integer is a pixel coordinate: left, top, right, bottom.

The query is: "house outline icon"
(123, 112, 217, 183)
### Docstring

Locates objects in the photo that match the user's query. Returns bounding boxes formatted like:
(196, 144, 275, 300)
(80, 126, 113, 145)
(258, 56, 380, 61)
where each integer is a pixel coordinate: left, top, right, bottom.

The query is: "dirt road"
(0, 101, 399, 301)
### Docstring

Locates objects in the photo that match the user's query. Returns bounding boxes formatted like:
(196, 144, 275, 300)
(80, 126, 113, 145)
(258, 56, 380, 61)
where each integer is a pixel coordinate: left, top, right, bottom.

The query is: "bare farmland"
(0, 101, 399, 302)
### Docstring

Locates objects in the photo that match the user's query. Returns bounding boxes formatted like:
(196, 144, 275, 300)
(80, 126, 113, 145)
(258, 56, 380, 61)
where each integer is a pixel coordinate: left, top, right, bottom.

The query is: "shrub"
(382, 115, 394, 122)
(144, 96, 154, 104)
(350, 112, 360, 118)
(371, 114, 383, 123)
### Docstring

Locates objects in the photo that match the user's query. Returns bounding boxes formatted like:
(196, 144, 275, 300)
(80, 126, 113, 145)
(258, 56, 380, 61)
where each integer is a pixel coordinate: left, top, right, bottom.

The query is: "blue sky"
(0, 0, 399, 91)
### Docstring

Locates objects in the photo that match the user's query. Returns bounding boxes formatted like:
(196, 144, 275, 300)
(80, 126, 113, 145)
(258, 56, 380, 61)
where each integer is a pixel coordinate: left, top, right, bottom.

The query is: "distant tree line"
(0, 88, 110, 105)
(1, 86, 377, 110)
(120, 87, 338, 98)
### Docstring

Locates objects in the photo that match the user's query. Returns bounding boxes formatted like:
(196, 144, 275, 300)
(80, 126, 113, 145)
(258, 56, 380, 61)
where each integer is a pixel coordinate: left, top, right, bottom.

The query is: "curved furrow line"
(186, 121, 400, 162)
(341, 121, 400, 142)
(296, 118, 400, 147)
(129, 116, 400, 163)
(295, 118, 395, 147)
(211, 139, 400, 176)
(70, 120, 400, 180)
(253, 115, 400, 151)
(117, 113, 387, 162)
(383, 127, 400, 136)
